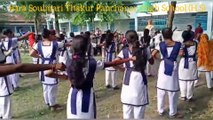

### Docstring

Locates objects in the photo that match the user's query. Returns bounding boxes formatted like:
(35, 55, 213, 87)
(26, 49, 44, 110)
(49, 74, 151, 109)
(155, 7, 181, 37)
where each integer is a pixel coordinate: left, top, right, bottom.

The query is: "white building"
(53, 0, 213, 39)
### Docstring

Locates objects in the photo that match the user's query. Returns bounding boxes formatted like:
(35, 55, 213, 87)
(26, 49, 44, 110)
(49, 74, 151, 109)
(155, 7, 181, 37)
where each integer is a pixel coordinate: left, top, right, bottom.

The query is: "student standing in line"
(115, 30, 153, 119)
(178, 31, 198, 101)
(45, 35, 134, 119)
(152, 28, 183, 118)
(30, 29, 71, 111)
(104, 33, 119, 89)
(2, 29, 32, 90)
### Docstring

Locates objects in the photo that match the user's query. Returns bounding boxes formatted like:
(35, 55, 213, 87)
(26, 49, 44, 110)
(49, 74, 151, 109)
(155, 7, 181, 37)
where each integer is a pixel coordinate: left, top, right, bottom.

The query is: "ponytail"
(66, 35, 89, 89)
(68, 54, 88, 89)
(132, 40, 147, 73)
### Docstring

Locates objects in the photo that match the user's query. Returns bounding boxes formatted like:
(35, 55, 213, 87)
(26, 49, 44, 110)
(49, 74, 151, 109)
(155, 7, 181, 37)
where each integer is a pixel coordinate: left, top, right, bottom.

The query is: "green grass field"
(11, 53, 213, 119)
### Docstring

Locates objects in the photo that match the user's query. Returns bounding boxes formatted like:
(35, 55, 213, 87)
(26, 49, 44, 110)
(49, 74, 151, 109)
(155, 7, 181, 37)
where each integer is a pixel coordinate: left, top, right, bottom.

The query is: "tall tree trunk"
(34, 12, 41, 34)
(167, 1, 177, 29)
(54, 12, 60, 35)
(34, 18, 38, 35)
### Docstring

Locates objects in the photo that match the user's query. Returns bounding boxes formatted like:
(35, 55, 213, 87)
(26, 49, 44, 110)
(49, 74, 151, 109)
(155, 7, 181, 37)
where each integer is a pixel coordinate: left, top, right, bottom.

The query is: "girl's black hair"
(125, 30, 138, 44)
(106, 30, 111, 34)
(70, 32, 75, 37)
(162, 28, 173, 39)
(105, 33, 114, 49)
(141, 29, 151, 46)
(3, 29, 13, 35)
(67, 35, 89, 89)
(100, 34, 106, 44)
(85, 31, 90, 37)
(155, 30, 160, 35)
(35, 34, 42, 43)
(182, 30, 192, 42)
(59, 34, 65, 41)
(42, 28, 50, 39)
(132, 40, 147, 73)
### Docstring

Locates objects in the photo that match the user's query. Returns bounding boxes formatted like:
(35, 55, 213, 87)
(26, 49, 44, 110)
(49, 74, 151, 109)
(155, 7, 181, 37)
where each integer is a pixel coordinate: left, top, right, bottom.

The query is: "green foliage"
(70, 1, 130, 26)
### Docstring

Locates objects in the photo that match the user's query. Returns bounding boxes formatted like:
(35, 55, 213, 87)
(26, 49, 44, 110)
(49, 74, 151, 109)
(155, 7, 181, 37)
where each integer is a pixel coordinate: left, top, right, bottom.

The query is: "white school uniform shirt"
(117, 47, 151, 106)
(0, 76, 13, 97)
(154, 34, 163, 48)
(67, 58, 104, 119)
(13, 40, 21, 64)
(104, 43, 116, 71)
(58, 40, 69, 64)
(155, 42, 181, 91)
(179, 43, 198, 80)
(3, 37, 18, 64)
(33, 41, 65, 85)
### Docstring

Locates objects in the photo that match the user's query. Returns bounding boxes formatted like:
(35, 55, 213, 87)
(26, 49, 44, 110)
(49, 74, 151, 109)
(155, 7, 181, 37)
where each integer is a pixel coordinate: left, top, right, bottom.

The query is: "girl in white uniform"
(58, 34, 71, 76)
(45, 35, 133, 119)
(0, 48, 65, 118)
(30, 29, 70, 111)
(2, 29, 32, 90)
(0, 42, 14, 119)
(178, 31, 198, 101)
(58, 34, 70, 66)
(116, 30, 153, 119)
(152, 28, 182, 118)
(140, 29, 152, 77)
(100, 34, 106, 61)
(104, 33, 119, 89)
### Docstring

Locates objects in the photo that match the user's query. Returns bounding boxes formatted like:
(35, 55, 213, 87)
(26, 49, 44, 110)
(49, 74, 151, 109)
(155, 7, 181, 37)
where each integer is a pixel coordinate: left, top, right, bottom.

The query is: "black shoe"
(50, 104, 64, 111)
(186, 98, 195, 102)
(106, 85, 112, 89)
(169, 113, 184, 119)
(113, 86, 120, 90)
(147, 75, 152, 77)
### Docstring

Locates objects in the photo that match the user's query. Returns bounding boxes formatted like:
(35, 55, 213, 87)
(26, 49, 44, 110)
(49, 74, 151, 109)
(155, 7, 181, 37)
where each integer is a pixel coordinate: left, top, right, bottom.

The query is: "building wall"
(57, 1, 213, 38)
(0, 24, 47, 36)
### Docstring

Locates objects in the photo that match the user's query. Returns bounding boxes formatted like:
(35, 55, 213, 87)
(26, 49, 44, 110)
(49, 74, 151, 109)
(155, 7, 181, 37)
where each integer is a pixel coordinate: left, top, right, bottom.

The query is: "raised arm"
(45, 70, 69, 80)
(17, 32, 34, 41)
(30, 49, 41, 58)
(104, 58, 132, 68)
(0, 63, 65, 77)
(151, 49, 159, 58)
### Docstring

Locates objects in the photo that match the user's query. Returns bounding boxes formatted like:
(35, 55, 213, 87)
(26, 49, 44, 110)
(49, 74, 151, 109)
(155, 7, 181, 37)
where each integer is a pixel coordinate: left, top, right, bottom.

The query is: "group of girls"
(0, 29, 32, 119)
(0, 26, 212, 120)
(30, 29, 72, 111)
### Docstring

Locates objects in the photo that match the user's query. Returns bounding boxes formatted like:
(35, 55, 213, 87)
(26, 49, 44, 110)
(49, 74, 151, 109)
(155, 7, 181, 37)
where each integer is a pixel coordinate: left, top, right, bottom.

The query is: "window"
(110, 23, 115, 31)
(138, 15, 167, 31)
(71, 24, 78, 32)
(89, 23, 94, 31)
(195, 13, 207, 30)
(129, 20, 135, 30)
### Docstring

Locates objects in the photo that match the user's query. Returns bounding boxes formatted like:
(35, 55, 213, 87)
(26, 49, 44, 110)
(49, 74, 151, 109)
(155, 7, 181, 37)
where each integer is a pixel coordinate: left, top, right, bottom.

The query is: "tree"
(167, 1, 177, 29)
(69, 1, 131, 31)
(9, 1, 44, 34)
(44, 1, 67, 35)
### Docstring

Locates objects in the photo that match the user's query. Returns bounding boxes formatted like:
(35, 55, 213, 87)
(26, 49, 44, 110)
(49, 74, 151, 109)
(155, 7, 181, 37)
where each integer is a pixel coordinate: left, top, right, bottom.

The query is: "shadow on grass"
(178, 80, 213, 119)
(95, 85, 121, 103)
(14, 108, 51, 119)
